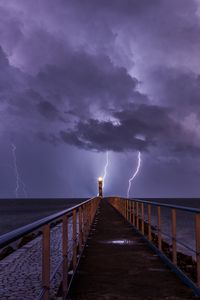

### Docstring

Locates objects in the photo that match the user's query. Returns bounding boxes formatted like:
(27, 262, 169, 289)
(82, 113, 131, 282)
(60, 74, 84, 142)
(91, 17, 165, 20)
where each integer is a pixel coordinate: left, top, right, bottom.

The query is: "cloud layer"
(0, 0, 200, 197)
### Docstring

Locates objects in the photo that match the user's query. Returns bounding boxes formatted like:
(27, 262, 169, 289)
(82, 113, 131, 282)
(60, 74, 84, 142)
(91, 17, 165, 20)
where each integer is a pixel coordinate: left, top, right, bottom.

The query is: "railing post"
(124, 199, 126, 218)
(93, 199, 95, 221)
(92, 200, 95, 222)
(82, 205, 85, 244)
(62, 214, 68, 297)
(147, 204, 152, 241)
(128, 200, 130, 222)
(85, 204, 88, 237)
(127, 200, 129, 222)
(42, 223, 50, 300)
(117, 198, 120, 213)
(139, 203, 142, 231)
(196, 213, 200, 287)
(141, 203, 144, 235)
(171, 209, 177, 265)
(73, 209, 77, 271)
(86, 203, 90, 235)
(127, 199, 129, 220)
(90, 201, 93, 225)
(117, 198, 119, 213)
(84, 204, 87, 242)
(132, 201, 135, 226)
(157, 206, 162, 251)
(130, 201, 132, 223)
(89, 201, 92, 225)
(79, 207, 83, 252)
(88, 202, 90, 225)
(130, 201, 133, 224)
(124, 200, 126, 217)
(136, 202, 139, 229)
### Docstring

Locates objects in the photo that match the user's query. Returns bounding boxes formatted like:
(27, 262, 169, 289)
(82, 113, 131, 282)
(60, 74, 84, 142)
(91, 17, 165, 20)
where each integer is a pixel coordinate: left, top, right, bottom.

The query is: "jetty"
(69, 198, 195, 299)
(0, 178, 200, 299)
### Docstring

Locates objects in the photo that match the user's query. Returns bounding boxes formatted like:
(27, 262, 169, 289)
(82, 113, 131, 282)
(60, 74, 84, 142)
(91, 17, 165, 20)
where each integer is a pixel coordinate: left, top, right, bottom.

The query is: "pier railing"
(109, 197, 200, 297)
(0, 196, 100, 300)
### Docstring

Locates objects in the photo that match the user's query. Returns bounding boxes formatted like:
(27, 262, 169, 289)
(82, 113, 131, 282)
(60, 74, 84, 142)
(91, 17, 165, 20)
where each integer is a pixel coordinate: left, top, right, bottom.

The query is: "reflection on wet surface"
(148, 268, 168, 272)
(101, 239, 141, 245)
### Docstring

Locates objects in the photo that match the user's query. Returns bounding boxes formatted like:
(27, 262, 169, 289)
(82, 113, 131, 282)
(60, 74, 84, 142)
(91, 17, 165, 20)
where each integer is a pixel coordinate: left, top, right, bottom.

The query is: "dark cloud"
(37, 101, 60, 121)
(0, 0, 200, 197)
(59, 104, 185, 153)
(0, 46, 9, 68)
(71, 0, 161, 22)
(152, 67, 200, 111)
(59, 101, 200, 159)
(0, 41, 143, 136)
(35, 51, 139, 115)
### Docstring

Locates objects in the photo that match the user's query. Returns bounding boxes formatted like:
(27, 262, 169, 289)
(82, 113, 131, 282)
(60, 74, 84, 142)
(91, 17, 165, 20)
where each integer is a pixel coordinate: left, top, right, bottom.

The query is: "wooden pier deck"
(69, 199, 195, 300)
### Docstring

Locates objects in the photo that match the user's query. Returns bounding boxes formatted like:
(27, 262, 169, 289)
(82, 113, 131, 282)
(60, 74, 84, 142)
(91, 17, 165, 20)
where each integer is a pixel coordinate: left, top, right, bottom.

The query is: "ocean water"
(0, 198, 86, 235)
(140, 198, 200, 209)
(140, 198, 200, 257)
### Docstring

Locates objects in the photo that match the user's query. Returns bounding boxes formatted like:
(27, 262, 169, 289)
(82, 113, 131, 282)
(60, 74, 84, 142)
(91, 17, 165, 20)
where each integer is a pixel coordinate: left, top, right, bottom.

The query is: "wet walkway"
(69, 199, 196, 300)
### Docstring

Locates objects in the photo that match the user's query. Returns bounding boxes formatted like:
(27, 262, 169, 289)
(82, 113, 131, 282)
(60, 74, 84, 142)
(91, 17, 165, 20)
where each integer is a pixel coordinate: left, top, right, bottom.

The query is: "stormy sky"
(0, 0, 200, 198)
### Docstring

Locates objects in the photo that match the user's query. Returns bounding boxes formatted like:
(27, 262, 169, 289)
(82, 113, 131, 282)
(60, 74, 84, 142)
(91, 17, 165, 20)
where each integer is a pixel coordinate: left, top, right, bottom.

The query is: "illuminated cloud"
(0, 0, 200, 196)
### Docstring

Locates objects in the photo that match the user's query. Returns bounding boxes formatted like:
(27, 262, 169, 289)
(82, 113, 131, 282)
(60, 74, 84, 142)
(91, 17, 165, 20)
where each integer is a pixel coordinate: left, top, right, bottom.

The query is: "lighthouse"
(98, 177, 103, 197)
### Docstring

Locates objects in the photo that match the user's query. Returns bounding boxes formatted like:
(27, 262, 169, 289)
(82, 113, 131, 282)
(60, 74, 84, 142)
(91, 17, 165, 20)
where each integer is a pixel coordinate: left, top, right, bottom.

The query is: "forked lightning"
(103, 151, 109, 188)
(11, 143, 27, 198)
(127, 151, 141, 198)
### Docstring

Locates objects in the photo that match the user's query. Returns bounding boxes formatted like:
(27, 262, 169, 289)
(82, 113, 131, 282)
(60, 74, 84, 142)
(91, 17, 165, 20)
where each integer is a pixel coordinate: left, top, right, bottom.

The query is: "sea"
(140, 198, 200, 257)
(0, 197, 199, 257)
(0, 198, 86, 235)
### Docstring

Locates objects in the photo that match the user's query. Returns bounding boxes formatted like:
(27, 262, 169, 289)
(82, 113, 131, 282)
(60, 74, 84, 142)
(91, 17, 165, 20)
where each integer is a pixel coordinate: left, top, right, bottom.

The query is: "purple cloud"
(0, 0, 200, 197)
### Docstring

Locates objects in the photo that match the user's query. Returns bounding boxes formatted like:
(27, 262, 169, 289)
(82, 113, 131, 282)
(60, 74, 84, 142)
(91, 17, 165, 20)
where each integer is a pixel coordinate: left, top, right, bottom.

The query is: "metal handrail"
(0, 197, 95, 249)
(108, 196, 200, 297)
(0, 196, 100, 299)
(130, 198, 200, 214)
(130, 198, 200, 255)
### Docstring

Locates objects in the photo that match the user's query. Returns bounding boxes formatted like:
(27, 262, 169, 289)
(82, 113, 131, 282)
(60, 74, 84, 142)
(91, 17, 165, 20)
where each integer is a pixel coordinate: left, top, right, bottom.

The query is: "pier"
(69, 199, 195, 299)
(1, 185, 200, 299)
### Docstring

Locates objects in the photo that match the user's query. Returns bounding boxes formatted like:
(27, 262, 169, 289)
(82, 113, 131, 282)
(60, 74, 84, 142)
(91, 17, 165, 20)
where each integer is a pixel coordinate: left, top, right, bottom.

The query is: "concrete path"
(69, 199, 196, 300)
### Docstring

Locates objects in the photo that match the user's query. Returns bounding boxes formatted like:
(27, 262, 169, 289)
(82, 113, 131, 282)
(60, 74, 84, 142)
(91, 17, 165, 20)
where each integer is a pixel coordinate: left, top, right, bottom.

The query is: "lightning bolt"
(103, 151, 109, 188)
(20, 178, 28, 198)
(127, 151, 141, 198)
(11, 144, 27, 198)
(11, 144, 20, 198)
